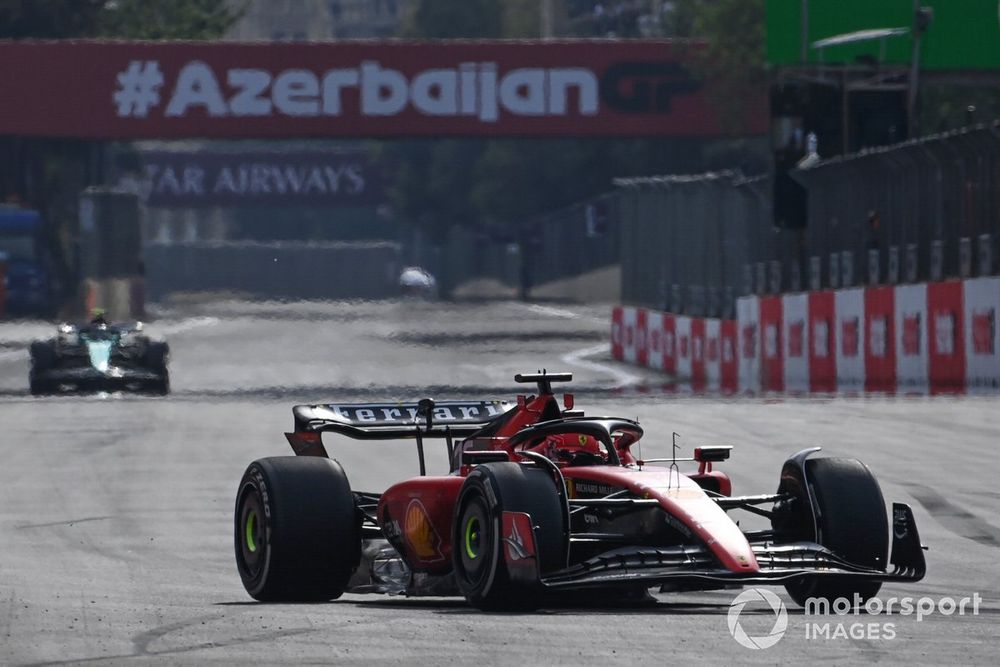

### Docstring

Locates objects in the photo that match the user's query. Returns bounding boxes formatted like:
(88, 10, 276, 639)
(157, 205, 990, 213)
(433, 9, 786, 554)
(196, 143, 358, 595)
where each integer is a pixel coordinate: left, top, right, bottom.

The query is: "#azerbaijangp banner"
(0, 40, 765, 139)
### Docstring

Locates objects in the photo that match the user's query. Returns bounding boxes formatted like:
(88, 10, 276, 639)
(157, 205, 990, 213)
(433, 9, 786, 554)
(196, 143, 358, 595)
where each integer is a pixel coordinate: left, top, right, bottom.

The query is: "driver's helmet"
(89, 308, 108, 329)
(531, 433, 603, 465)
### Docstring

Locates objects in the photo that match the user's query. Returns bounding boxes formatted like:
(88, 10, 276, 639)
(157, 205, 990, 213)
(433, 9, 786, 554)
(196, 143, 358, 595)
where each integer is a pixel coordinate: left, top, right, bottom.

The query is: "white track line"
(516, 302, 606, 324)
(517, 301, 633, 388)
(155, 316, 220, 335)
(561, 343, 640, 389)
(519, 303, 581, 319)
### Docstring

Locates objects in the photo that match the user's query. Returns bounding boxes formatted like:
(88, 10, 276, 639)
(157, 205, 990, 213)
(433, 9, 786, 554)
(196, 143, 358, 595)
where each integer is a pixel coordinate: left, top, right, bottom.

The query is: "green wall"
(767, 0, 1000, 69)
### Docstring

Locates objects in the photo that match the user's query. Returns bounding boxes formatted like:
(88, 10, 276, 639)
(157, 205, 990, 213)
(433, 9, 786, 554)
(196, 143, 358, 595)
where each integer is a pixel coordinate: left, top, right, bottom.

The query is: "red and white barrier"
(705, 318, 720, 392)
(609, 307, 737, 393)
(622, 306, 637, 364)
(895, 284, 928, 390)
(807, 290, 834, 392)
(928, 281, 964, 390)
(662, 313, 676, 375)
(737, 295, 759, 393)
(720, 319, 738, 393)
(675, 315, 692, 383)
(759, 296, 782, 392)
(782, 293, 808, 393)
(965, 277, 1000, 392)
(611, 306, 624, 361)
(833, 288, 865, 391)
(611, 277, 1000, 393)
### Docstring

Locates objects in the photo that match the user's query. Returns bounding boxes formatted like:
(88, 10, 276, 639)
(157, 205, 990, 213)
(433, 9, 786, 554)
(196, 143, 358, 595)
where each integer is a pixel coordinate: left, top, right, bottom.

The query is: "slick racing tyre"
(235, 456, 360, 601)
(452, 462, 567, 611)
(143, 342, 170, 395)
(30, 341, 57, 369)
(143, 341, 169, 371)
(28, 375, 54, 396)
(146, 373, 170, 396)
(29, 342, 57, 396)
(782, 457, 889, 607)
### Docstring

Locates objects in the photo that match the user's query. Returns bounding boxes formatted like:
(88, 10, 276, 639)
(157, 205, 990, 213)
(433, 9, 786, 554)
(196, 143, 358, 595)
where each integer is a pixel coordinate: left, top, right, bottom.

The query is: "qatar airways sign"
(136, 151, 380, 207)
(0, 41, 766, 138)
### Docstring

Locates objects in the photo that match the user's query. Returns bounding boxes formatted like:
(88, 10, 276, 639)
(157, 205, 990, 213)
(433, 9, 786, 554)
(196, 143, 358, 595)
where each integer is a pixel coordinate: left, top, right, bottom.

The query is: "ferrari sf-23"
(234, 372, 925, 610)
(29, 316, 169, 395)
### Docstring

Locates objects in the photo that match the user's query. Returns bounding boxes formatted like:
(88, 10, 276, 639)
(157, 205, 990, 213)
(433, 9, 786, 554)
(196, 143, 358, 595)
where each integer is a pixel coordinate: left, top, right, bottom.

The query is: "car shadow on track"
(215, 595, 824, 617)
(347, 594, 798, 616)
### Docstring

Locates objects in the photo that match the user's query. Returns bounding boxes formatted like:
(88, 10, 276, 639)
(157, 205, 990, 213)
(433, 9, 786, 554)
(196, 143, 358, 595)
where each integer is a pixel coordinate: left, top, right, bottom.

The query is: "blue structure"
(0, 206, 53, 317)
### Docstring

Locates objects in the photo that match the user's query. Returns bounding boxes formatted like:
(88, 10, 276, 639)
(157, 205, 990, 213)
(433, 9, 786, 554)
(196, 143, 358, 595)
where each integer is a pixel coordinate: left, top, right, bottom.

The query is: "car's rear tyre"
(235, 456, 360, 602)
(29, 374, 53, 396)
(144, 342, 169, 372)
(142, 342, 170, 395)
(29, 342, 57, 395)
(782, 457, 888, 607)
(147, 373, 170, 396)
(30, 341, 56, 368)
(452, 462, 567, 611)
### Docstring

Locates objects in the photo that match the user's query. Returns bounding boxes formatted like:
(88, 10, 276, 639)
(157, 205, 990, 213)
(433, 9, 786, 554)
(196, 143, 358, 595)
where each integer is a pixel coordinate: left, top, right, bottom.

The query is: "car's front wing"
(35, 365, 164, 390)
(532, 503, 926, 591)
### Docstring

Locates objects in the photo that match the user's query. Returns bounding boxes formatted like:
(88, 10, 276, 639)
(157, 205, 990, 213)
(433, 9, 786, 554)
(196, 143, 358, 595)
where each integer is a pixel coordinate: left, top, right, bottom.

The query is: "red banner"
(864, 287, 896, 392)
(808, 291, 836, 392)
(634, 308, 649, 367)
(759, 296, 783, 392)
(0, 40, 766, 139)
(610, 306, 623, 360)
(927, 281, 964, 392)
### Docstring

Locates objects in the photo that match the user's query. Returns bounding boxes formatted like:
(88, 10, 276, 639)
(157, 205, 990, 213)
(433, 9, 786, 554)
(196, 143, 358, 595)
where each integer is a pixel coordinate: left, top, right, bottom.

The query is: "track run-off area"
(1, 299, 998, 665)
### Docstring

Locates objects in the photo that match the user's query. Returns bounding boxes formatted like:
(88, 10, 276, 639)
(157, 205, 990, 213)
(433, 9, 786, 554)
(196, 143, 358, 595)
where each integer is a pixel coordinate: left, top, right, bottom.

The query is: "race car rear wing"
(287, 399, 514, 472)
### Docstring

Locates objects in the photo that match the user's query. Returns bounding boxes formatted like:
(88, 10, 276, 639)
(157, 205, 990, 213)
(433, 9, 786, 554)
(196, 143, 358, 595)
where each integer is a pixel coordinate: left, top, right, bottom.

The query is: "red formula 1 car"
(234, 372, 925, 610)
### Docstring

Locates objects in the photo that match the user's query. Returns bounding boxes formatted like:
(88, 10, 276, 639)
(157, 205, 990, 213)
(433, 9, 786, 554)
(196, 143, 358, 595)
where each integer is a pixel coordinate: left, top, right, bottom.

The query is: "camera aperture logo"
(727, 588, 788, 649)
(728, 590, 984, 647)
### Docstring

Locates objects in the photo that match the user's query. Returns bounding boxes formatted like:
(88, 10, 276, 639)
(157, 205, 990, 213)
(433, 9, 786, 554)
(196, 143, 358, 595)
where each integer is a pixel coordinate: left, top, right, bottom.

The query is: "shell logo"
(404, 499, 443, 562)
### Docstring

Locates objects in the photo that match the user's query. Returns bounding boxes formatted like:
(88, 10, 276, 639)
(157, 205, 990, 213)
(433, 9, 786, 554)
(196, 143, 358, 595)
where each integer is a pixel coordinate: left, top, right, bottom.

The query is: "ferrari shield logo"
(404, 499, 444, 562)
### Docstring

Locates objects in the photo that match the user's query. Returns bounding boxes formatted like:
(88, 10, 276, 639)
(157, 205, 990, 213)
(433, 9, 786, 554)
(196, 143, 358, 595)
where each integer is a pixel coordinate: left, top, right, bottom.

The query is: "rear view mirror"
(694, 446, 733, 463)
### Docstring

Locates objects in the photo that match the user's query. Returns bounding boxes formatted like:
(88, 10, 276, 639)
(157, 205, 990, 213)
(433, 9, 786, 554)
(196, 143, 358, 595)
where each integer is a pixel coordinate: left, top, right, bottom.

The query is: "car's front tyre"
(778, 457, 888, 607)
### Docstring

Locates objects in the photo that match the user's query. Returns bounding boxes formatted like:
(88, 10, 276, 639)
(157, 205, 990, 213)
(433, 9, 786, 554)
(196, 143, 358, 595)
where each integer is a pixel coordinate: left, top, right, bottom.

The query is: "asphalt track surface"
(1, 299, 998, 665)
